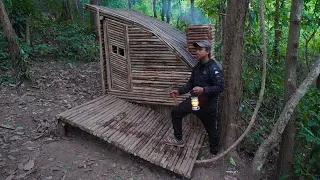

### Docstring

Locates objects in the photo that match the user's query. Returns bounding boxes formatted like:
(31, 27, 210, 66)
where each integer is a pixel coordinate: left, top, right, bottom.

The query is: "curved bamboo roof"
(85, 4, 197, 68)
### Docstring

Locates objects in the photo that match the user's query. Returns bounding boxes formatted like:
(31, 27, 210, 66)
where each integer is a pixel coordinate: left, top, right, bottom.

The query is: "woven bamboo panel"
(57, 95, 205, 178)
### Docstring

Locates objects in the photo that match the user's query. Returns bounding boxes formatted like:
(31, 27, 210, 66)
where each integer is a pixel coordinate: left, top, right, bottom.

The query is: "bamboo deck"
(56, 95, 205, 178)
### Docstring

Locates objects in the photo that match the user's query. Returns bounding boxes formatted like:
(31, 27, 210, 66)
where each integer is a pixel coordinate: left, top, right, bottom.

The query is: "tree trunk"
(161, 0, 166, 21)
(273, 0, 281, 63)
(190, 0, 195, 24)
(128, 0, 132, 9)
(317, 74, 320, 89)
(0, 0, 25, 81)
(90, 0, 99, 37)
(220, 0, 249, 158)
(25, 17, 30, 46)
(196, 0, 267, 165)
(153, 0, 157, 18)
(304, 30, 318, 70)
(276, 0, 303, 179)
(166, 0, 171, 23)
(74, 0, 80, 13)
(218, 0, 226, 61)
(61, 0, 73, 22)
(250, 55, 320, 179)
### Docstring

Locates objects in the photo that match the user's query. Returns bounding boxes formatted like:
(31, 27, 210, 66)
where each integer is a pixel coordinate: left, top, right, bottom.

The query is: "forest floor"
(0, 59, 250, 180)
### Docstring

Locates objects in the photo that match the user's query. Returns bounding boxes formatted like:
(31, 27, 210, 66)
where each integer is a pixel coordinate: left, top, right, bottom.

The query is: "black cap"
(192, 40, 211, 50)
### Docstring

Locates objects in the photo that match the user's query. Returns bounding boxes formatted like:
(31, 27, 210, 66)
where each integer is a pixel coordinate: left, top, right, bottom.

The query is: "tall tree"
(90, 0, 99, 36)
(161, 0, 166, 21)
(220, 0, 249, 157)
(273, 0, 283, 63)
(0, 0, 26, 81)
(74, 0, 80, 13)
(25, 17, 30, 45)
(276, 0, 303, 179)
(128, 0, 132, 9)
(61, 0, 73, 22)
(218, 0, 226, 61)
(153, 0, 157, 18)
(166, 0, 171, 23)
(190, 0, 195, 24)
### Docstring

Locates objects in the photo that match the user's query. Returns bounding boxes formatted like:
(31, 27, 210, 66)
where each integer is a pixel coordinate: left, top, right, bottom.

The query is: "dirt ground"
(0, 59, 244, 180)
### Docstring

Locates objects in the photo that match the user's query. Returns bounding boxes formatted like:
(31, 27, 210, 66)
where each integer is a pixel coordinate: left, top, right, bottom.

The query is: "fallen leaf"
(27, 147, 36, 151)
(9, 136, 21, 141)
(61, 172, 67, 180)
(0, 124, 15, 130)
(51, 167, 60, 171)
(229, 156, 237, 166)
(48, 158, 54, 161)
(8, 155, 16, 160)
(64, 166, 72, 170)
(113, 163, 117, 168)
(9, 149, 19, 153)
(24, 159, 35, 171)
(5, 175, 14, 180)
(18, 163, 24, 170)
(0, 161, 6, 166)
(224, 175, 238, 180)
(16, 126, 24, 130)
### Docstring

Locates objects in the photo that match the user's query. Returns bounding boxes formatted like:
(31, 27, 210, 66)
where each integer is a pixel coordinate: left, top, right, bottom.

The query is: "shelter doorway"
(103, 19, 132, 92)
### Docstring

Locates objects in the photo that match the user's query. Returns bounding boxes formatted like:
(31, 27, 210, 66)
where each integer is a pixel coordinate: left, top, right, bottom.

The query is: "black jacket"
(178, 59, 224, 110)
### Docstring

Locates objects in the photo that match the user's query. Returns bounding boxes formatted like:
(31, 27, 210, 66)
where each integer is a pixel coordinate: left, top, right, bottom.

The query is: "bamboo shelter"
(57, 4, 216, 178)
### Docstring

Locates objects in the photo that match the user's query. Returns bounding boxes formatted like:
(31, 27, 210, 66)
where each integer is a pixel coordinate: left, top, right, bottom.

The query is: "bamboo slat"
(107, 105, 144, 144)
(64, 96, 116, 122)
(79, 99, 128, 130)
(161, 124, 191, 168)
(125, 111, 163, 151)
(111, 106, 150, 146)
(94, 105, 135, 137)
(121, 110, 156, 150)
(88, 100, 132, 132)
(129, 115, 166, 153)
(68, 97, 117, 128)
(98, 103, 138, 137)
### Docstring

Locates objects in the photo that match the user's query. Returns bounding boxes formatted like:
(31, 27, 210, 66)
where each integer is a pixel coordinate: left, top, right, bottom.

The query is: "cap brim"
(193, 42, 202, 47)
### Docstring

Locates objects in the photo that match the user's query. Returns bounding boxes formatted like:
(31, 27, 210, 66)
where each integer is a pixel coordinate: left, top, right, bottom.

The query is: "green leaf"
(16, 126, 24, 130)
(64, 166, 72, 170)
(279, 174, 290, 180)
(229, 156, 237, 166)
(257, 164, 263, 171)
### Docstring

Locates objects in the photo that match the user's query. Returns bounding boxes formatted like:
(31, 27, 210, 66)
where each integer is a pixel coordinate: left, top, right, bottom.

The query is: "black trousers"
(171, 98, 219, 153)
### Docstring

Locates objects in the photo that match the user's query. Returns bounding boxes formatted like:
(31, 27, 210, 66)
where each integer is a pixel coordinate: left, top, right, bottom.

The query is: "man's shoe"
(199, 148, 218, 159)
(210, 149, 218, 155)
(164, 135, 185, 148)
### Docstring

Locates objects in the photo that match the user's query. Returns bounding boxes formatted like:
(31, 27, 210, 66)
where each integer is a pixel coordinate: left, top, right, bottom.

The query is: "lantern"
(191, 96, 200, 111)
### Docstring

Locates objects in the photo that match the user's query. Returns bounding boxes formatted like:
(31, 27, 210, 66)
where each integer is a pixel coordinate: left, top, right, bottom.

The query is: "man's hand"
(192, 86, 204, 96)
(169, 90, 179, 98)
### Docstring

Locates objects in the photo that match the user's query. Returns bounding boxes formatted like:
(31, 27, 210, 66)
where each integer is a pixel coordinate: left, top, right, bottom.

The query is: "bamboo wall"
(99, 16, 193, 106)
(97, 14, 202, 126)
(128, 25, 191, 93)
